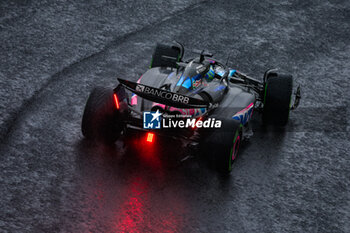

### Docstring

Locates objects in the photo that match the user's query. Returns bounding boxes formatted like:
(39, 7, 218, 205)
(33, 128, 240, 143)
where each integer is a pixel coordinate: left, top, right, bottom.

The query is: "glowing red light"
(146, 133, 154, 143)
(113, 93, 120, 109)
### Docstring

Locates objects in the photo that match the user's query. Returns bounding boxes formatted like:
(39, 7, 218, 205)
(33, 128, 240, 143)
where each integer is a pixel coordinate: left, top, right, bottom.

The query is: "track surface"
(1, 0, 349, 232)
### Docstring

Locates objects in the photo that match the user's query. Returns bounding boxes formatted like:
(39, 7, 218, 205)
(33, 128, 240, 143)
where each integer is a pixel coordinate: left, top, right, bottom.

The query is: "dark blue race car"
(81, 42, 301, 173)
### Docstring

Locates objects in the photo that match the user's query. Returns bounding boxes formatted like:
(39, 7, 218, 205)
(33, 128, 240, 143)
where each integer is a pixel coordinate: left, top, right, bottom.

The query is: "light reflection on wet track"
(74, 135, 188, 232)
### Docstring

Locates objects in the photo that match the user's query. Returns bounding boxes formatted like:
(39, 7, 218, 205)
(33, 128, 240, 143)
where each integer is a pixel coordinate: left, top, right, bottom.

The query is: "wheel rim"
(231, 135, 241, 162)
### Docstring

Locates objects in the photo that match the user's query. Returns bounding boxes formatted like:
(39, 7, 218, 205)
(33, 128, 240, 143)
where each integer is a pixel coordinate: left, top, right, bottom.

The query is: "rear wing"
(117, 78, 209, 109)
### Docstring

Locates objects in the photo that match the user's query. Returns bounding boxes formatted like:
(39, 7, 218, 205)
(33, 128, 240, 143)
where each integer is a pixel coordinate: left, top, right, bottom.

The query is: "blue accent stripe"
(182, 77, 192, 89)
(214, 85, 226, 91)
(167, 72, 175, 79)
(192, 73, 202, 81)
(176, 76, 185, 86)
(176, 76, 192, 89)
(229, 69, 236, 76)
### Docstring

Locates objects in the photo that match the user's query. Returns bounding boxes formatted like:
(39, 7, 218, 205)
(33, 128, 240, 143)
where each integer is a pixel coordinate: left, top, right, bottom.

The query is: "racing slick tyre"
(201, 119, 242, 173)
(81, 87, 123, 143)
(263, 74, 293, 126)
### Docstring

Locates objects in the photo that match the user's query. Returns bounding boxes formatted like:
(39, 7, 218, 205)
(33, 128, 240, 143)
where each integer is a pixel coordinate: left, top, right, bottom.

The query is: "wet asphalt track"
(0, 0, 349, 232)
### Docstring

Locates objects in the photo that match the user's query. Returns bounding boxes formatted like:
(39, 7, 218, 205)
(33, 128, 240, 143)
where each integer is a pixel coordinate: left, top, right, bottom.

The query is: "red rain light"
(113, 93, 120, 109)
(146, 133, 154, 143)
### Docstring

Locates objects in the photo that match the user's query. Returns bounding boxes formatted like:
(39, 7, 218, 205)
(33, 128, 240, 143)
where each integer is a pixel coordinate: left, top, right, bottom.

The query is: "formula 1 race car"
(81, 42, 301, 173)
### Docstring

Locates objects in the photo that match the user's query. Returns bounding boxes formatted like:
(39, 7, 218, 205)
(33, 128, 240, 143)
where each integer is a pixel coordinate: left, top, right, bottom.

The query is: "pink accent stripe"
(130, 76, 142, 106)
(131, 95, 137, 105)
(232, 135, 241, 161)
(235, 102, 254, 115)
(151, 104, 204, 117)
(169, 107, 196, 116)
(152, 103, 166, 109)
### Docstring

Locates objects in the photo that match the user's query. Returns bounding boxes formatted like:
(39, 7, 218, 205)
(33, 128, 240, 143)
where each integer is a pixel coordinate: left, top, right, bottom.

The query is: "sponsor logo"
(232, 103, 254, 125)
(143, 110, 162, 129)
(193, 80, 201, 88)
(136, 85, 190, 104)
(136, 84, 145, 92)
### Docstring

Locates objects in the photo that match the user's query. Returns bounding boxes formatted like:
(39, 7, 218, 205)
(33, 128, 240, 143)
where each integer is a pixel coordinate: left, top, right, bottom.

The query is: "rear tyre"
(201, 119, 242, 173)
(81, 87, 123, 143)
(263, 74, 293, 126)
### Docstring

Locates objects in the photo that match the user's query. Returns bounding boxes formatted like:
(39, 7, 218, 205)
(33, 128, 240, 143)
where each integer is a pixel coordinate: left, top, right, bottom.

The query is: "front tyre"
(263, 73, 293, 126)
(81, 87, 123, 143)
